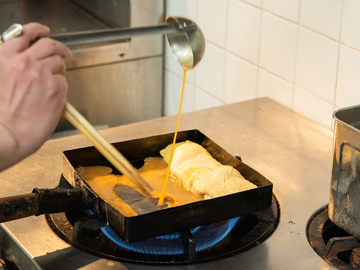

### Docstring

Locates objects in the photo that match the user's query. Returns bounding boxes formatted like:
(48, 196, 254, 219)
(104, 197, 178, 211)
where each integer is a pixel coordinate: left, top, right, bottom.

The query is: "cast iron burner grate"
(46, 194, 279, 266)
(307, 206, 360, 269)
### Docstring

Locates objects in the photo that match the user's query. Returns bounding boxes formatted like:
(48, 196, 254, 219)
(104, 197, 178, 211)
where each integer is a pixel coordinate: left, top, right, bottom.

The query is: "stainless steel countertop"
(0, 98, 335, 270)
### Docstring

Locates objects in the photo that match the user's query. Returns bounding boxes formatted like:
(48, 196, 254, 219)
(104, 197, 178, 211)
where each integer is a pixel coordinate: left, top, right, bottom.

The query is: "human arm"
(0, 23, 72, 171)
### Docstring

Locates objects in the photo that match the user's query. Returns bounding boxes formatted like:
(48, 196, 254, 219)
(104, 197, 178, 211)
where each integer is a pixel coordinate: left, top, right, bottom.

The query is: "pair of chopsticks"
(63, 102, 155, 202)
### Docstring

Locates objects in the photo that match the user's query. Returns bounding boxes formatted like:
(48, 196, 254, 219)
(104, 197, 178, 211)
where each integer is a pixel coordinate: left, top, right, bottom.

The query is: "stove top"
(0, 98, 335, 269)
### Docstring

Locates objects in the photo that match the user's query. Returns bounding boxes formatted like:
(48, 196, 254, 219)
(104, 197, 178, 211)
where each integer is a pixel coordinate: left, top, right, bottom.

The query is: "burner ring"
(46, 195, 280, 266)
(307, 206, 360, 270)
(100, 215, 240, 254)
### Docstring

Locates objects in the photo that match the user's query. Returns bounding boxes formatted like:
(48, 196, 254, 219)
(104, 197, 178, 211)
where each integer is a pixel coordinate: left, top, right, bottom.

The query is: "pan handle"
(0, 188, 87, 223)
(0, 193, 39, 222)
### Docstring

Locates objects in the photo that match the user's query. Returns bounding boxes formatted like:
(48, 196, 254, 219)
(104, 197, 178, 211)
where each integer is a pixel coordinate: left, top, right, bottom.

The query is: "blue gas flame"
(84, 209, 239, 255)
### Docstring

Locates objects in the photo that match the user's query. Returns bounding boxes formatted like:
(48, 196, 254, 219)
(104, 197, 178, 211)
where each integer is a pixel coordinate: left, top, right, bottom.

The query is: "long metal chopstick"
(63, 102, 155, 202)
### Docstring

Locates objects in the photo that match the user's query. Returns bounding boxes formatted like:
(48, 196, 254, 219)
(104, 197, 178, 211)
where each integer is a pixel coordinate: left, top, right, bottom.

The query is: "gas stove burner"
(46, 195, 279, 265)
(307, 206, 360, 269)
(93, 208, 240, 255)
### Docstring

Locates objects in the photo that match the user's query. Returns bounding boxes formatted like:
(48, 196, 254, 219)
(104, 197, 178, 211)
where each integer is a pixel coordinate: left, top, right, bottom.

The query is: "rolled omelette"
(160, 141, 257, 199)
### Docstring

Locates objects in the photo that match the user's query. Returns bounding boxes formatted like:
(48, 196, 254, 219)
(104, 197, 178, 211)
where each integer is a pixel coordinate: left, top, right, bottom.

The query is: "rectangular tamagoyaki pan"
(62, 129, 273, 243)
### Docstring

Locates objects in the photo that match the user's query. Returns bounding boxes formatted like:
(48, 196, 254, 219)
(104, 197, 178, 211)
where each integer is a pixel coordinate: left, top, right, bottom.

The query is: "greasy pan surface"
(62, 130, 273, 242)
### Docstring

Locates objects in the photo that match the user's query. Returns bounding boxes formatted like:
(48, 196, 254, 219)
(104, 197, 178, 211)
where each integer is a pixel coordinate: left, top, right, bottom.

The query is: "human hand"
(0, 23, 72, 171)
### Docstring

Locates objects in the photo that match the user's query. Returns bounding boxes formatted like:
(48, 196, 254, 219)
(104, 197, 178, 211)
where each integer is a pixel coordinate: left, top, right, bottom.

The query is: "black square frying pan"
(0, 130, 273, 243)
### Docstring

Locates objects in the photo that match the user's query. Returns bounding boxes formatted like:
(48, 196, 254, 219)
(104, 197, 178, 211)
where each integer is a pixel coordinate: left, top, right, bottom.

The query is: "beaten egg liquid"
(77, 157, 203, 217)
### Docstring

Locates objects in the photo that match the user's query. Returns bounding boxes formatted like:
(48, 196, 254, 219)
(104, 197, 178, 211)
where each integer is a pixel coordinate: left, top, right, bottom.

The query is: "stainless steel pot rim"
(333, 104, 360, 133)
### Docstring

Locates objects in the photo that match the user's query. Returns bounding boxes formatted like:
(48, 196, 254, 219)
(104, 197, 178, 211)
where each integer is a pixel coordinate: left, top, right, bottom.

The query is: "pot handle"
(0, 188, 86, 223)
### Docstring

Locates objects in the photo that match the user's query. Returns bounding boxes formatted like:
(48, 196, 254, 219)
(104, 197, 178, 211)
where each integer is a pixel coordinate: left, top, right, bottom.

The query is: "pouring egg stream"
(158, 68, 187, 206)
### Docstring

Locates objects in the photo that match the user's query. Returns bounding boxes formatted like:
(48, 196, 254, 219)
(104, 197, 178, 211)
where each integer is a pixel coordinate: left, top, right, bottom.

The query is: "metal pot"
(329, 105, 360, 239)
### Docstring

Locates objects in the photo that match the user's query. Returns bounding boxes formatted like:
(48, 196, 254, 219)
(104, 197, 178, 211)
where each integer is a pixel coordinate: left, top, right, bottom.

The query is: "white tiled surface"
(257, 68, 293, 108)
(300, 0, 343, 40)
(224, 53, 258, 104)
(242, 0, 262, 8)
(164, 0, 360, 130)
(194, 88, 223, 111)
(341, 0, 360, 50)
(194, 42, 226, 100)
(259, 12, 298, 82)
(226, 0, 261, 64)
(295, 27, 339, 103)
(336, 45, 360, 108)
(262, 0, 300, 23)
(293, 87, 334, 130)
(197, 0, 228, 48)
(165, 0, 197, 21)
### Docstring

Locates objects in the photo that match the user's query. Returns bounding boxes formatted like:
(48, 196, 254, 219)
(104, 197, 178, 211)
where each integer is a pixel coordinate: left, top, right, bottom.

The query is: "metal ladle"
(0, 17, 205, 201)
(1, 17, 206, 69)
(51, 16, 205, 69)
(165, 17, 205, 70)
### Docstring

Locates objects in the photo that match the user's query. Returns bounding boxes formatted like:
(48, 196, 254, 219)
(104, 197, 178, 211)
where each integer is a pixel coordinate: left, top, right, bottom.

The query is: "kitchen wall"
(164, 0, 360, 131)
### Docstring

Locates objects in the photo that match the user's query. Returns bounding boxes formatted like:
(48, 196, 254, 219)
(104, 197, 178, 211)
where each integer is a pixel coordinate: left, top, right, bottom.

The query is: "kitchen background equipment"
(0, 98, 336, 269)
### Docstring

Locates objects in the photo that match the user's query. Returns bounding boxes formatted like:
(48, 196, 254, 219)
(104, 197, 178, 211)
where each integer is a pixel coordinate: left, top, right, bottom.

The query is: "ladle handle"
(49, 24, 181, 48)
(62, 102, 155, 200)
